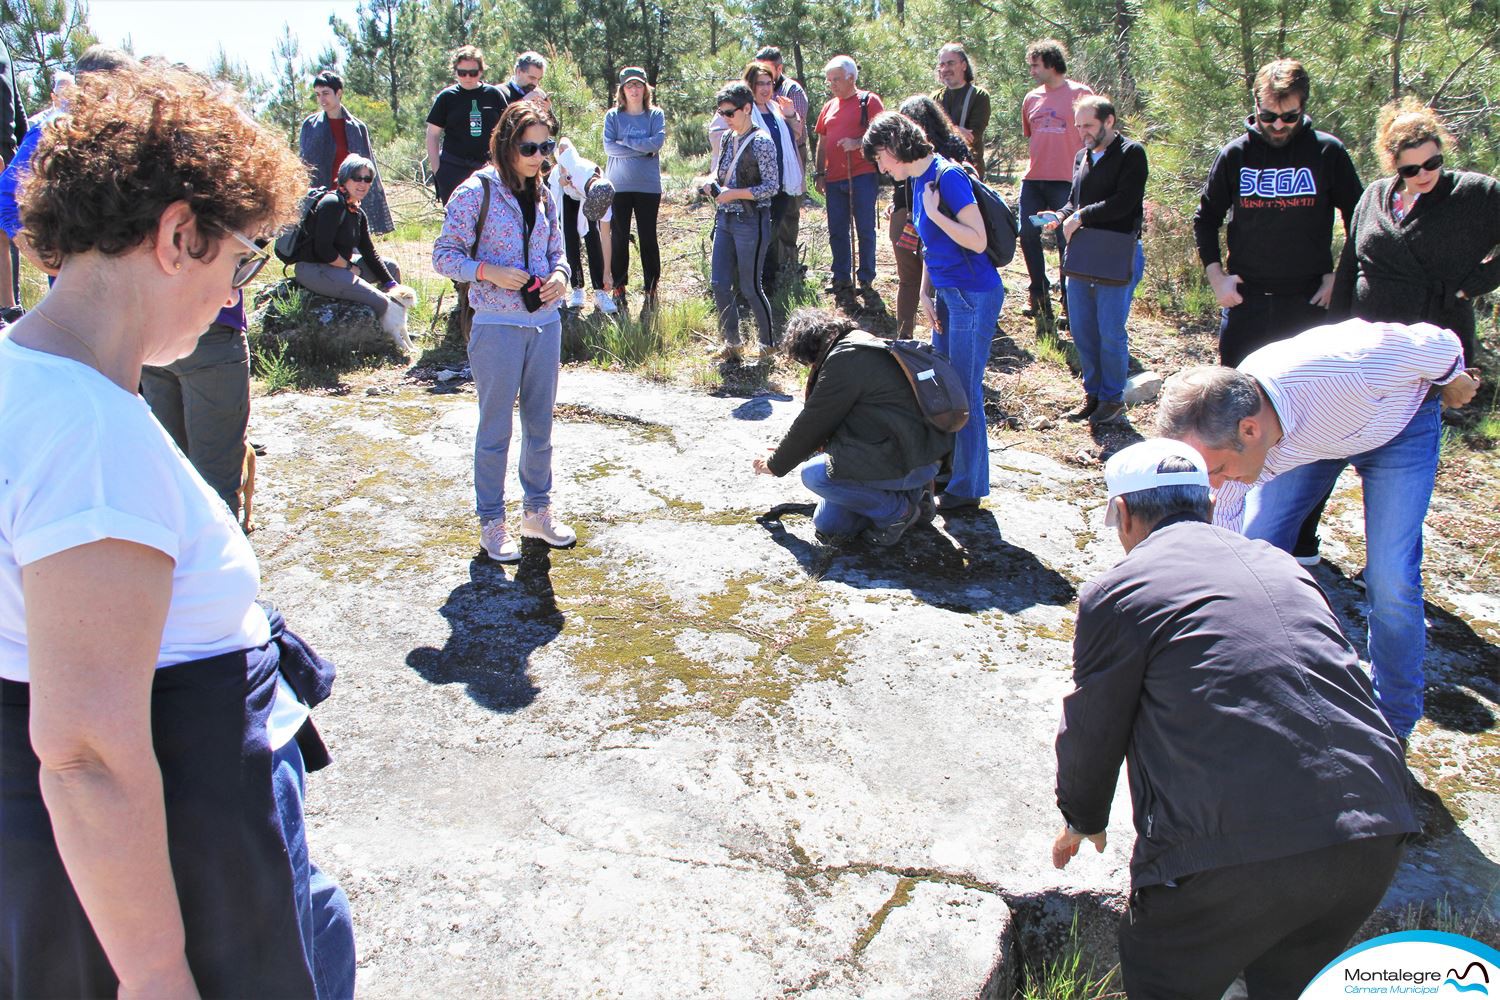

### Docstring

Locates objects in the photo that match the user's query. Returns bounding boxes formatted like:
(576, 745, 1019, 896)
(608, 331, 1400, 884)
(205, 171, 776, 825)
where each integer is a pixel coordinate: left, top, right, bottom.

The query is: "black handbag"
(1062, 226, 1137, 286)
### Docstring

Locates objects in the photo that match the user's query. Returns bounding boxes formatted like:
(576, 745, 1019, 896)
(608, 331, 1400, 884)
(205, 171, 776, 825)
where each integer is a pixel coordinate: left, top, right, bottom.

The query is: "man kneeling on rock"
(752, 309, 951, 546)
(1052, 438, 1417, 999)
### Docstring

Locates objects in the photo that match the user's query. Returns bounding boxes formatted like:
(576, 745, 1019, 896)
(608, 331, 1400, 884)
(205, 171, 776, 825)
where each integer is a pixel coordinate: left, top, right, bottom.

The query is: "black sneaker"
(862, 498, 923, 547)
(0, 306, 23, 324)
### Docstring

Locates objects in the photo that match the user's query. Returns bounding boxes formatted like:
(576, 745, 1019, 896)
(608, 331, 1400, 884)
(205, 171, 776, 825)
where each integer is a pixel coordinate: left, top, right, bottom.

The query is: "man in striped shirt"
(1155, 318, 1479, 742)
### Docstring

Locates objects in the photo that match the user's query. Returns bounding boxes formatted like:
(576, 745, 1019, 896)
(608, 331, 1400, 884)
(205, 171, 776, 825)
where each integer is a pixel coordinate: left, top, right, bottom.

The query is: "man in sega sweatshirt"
(1193, 59, 1363, 368)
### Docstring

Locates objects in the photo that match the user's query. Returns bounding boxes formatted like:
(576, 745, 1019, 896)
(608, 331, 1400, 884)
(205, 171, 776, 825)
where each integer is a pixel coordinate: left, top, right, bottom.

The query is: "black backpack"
(937, 164, 1019, 269)
(272, 186, 333, 266)
(882, 337, 970, 433)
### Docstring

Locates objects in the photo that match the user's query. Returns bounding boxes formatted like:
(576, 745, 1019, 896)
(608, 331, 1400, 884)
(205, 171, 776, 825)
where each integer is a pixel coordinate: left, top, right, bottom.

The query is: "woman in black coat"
(1332, 98, 1500, 364)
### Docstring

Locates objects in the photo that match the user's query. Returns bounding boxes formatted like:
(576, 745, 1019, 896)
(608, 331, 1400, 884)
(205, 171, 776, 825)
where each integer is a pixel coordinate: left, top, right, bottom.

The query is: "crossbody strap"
(469, 175, 491, 258)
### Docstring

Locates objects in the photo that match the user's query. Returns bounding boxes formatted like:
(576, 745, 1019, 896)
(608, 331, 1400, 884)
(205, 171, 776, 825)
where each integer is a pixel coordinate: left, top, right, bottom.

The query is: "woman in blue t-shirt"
(863, 111, 1003, 511)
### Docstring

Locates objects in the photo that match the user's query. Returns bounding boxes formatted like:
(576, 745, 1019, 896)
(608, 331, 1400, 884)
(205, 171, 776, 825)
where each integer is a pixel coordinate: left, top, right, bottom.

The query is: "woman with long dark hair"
(434, 101, 575, 564)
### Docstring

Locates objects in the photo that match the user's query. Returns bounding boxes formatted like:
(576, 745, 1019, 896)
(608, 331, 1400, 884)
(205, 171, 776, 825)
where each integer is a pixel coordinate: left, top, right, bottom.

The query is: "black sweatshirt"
(307, 189, 394, 286)
(1194, 117, 1363, 295)
(1059, 132, 1148, 235)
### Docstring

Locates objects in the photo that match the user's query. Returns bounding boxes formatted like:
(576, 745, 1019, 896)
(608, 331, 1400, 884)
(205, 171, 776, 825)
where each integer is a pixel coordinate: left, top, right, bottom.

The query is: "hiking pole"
(845, 149, 855, 293)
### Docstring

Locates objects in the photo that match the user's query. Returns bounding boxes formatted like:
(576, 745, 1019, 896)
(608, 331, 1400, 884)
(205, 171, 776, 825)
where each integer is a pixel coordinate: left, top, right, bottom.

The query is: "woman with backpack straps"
(291, 154, 412, 351)
(433, 101, 575, 564)
(889, 96, 971, 338)
(864, 111, 1003, 512)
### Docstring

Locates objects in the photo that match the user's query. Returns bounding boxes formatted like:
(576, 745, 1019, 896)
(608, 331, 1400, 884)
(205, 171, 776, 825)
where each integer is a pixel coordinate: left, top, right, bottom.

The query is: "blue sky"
(87, 1, 363, 80)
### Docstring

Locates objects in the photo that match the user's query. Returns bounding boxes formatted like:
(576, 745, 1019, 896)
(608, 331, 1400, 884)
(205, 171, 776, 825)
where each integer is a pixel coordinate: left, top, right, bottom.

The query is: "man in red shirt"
(814, 55, 882, 302)
(1020, 39, 1092, 321)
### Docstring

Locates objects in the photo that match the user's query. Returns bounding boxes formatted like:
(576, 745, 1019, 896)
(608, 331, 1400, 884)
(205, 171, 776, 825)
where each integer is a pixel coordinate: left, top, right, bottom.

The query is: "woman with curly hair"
(1332, 98, 1500, 365)
(433, 100, 574, 563)
(0, 63, 355, 997)
(889, 95, 970, 336)
(864, 110, 1001, 512)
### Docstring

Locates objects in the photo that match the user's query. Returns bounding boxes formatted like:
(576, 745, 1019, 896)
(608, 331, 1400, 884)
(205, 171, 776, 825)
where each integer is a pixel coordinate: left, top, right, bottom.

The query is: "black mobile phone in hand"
(1029, 211, 1059, 227)
(705, 181, 721, 198)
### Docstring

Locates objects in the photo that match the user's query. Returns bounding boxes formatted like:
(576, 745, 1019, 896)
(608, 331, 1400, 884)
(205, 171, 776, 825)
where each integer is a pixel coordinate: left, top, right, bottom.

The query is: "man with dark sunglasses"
(1194, 59, 1363, 368)
(1193, 59, 1364, 567)
(425, 45, 510, 204)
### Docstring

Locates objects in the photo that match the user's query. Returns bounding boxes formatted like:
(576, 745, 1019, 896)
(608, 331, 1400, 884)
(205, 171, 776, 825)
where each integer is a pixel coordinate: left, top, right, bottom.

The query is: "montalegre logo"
(1301, 931, 1498, 998)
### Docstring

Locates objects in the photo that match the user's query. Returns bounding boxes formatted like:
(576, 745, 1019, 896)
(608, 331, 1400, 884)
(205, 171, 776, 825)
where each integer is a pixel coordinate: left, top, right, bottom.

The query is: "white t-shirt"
(0, 336, 272, 682)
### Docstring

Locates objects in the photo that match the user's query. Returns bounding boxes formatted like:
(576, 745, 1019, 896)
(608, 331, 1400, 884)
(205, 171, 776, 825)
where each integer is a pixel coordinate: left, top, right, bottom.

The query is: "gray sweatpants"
(710, 207, 774, 347)
(141, 323, 250, 516)
(466, 318, 562, 521)
(292, 258, 401, 317)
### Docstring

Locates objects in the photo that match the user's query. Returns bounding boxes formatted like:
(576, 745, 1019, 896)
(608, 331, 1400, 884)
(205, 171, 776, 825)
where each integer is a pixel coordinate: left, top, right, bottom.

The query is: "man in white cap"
(1051, 438, 1416, 1000)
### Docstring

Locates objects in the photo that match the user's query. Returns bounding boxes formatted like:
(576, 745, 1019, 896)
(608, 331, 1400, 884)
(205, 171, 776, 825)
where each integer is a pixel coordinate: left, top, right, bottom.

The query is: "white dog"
(381, 283, 419, 354)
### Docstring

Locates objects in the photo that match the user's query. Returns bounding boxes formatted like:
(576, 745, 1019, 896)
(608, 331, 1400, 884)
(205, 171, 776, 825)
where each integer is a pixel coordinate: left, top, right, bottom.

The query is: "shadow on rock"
(405, 543, 563, 712)
(759, 504, 1076, 613)
(731, 394, 792, 421)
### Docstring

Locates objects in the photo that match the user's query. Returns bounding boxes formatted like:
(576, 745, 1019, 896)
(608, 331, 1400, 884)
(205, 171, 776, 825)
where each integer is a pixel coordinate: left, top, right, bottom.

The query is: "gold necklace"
(32, 307, 104, 370)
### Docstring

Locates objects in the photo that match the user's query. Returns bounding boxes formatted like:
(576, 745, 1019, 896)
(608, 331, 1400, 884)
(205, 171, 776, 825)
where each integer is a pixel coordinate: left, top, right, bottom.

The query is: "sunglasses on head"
(517, 139, 557, 157)
(455, 68, 480, 78)
(227, 228, 269, 290)
(1396, 153, 1443, 178)
(1256, 107, 1302, 125)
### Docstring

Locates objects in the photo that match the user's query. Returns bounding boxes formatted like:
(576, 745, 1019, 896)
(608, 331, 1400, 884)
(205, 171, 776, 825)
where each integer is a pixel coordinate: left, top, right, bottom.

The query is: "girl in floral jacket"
(433, 102, 574, 563)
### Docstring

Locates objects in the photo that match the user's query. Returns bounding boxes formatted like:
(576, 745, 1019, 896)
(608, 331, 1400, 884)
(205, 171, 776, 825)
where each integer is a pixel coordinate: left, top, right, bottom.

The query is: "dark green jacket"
(768, 332, 953, 481)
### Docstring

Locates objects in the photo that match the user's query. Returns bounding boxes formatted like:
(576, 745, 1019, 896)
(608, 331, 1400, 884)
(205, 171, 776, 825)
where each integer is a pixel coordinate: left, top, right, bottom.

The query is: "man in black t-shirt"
(425, 45, 510, 204)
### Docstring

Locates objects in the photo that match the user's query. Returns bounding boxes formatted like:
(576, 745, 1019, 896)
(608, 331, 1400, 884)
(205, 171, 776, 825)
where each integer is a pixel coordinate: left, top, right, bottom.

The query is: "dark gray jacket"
(298, 109, 393, 235)
(1056, 515, 1417, 888)
(768, 332, 952, 481)
(1331, 169, 1500, 366)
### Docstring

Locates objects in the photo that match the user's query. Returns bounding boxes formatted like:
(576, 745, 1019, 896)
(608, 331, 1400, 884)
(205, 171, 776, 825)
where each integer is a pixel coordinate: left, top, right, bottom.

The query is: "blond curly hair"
(20, 62, 308, 270)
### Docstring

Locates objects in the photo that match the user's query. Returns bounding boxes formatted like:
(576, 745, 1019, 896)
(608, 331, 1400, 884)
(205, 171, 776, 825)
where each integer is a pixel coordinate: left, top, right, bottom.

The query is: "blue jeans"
(1018, 179, 1072, 297)
(1067, 241, 1144, 404)
(800, 458, 940, 536)
(272, 740, 356, 1000)
(1243, 398, 1442, 738)
(825, 172, 878, 285)
(934, 282, 1005, 499)
(468, 318, 562, 520)
(711, 207, 774, 346)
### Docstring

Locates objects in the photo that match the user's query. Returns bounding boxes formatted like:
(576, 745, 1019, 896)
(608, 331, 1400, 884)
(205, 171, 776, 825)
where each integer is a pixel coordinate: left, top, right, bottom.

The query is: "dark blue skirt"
(1, 610, 337, 999)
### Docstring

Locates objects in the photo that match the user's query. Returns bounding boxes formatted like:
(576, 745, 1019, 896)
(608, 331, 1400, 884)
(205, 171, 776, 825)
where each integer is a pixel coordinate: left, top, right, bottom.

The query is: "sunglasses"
(455, 68, 480, 78)
(517, 139, 557, 157)
(1396, 153, 1443, 178)
(227, 228, 270, 290)
(348, 173, 374, 184)
(717, 104, 743, 116)
(1256, 107, 1302, 125)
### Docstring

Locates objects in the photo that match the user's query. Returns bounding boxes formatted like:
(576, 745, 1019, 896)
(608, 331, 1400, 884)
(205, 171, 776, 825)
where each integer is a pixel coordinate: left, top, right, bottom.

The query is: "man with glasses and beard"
(1194, 60, 1363, 368)
(426, 45, 511, 204)
(1193, 59, 1363, 567)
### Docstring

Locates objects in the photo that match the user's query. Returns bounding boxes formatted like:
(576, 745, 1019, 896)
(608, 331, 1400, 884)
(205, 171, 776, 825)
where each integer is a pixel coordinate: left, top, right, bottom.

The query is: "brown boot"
(1065, 395, 1098, 421)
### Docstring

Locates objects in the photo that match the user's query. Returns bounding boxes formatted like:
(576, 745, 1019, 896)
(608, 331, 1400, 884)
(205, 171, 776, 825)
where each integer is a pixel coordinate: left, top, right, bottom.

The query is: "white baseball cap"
(1103, 439, 1210, 526)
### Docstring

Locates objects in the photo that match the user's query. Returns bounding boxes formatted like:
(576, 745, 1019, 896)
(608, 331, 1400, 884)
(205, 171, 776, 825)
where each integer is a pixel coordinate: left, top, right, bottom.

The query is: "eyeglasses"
(348, 174, 374, 184)
(753, 79, 773, 88)
(1396, 153, 1443, 178)
(1256, 107, 1302, 125)
(455, 68, 480, 78)
(517, 139, 557, 157)
(227, 228, 270, 289)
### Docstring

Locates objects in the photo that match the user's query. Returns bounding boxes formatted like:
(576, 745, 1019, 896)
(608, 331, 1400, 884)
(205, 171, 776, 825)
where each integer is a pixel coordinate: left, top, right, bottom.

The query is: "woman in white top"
(0, 62, 354, 998)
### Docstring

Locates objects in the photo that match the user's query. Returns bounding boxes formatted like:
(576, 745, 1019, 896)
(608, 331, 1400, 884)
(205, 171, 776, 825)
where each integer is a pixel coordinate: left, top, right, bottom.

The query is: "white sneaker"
(1294, 553, 1322, 567)
(567, 287, 586, 309)
(480, 519, 519, 562)
(594, 289, 619, 315)
(520, 506, 576, 547)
